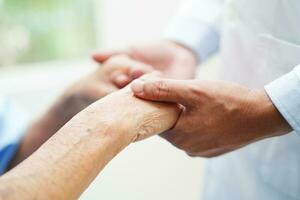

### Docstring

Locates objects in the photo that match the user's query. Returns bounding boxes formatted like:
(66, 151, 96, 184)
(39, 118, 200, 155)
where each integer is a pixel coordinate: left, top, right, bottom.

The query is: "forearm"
(0, 89, 179, 200)
(8, 96, 76, 169)
(0, 103, 131, 200)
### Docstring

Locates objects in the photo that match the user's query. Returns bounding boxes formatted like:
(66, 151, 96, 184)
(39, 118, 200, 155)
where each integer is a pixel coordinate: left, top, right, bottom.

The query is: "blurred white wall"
(94, 0, 182, 48)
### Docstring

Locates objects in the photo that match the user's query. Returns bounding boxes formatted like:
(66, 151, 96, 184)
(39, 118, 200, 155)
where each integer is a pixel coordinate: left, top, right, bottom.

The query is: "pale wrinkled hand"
(9, 56, 155, 168)
(55, 55, 154, 123)
(130, 77, 291, 157)
(92, 41, 198, 83)
(81, 83, 181, 143)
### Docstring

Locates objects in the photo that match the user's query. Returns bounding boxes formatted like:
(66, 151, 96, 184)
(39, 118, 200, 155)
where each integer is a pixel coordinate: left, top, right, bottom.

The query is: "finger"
(130, 78, 193, 106)
(121, 58, 154, 80)
(106, 56, 155, 87)
(92, 49, 129, 63)
(110, 71, 131, 88)
(138, 71, 163, 80)
(129, 70, 145, 80)
(128, 63, 154, 79)
(114, 74, 131, 88)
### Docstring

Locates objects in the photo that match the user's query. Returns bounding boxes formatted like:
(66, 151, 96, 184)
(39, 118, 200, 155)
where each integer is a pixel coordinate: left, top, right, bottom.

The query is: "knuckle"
(151, 80, 169, 99)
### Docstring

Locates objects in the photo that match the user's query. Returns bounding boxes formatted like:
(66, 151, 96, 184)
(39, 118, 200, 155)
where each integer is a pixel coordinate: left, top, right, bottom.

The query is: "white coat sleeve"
(165, 0, 224, 63)
(265, 64, 300, 136)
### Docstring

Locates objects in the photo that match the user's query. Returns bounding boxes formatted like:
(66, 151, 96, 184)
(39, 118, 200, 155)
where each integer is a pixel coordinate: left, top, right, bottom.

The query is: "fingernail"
(131, 80, 145, 95)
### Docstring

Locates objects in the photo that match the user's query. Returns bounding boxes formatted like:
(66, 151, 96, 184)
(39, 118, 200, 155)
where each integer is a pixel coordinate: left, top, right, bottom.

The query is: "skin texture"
(130, 77, 292, 157)
(0, 86, 180, 200)
(92, 40, 198, 84)
(9, 55, 153, 169)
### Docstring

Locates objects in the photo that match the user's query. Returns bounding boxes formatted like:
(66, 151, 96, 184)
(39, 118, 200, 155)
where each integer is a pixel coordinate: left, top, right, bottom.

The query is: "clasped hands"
(90, 41, 292, 158)
(43, 43, 291, 159)
(1, 44, 293, 200)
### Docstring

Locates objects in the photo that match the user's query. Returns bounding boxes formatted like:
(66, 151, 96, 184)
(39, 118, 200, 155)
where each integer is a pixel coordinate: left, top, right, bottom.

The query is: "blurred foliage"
(0, 0, 96, 66)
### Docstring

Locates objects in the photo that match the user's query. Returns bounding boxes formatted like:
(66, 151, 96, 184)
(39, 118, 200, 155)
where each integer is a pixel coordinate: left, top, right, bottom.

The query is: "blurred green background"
(0, 0, 96, 66)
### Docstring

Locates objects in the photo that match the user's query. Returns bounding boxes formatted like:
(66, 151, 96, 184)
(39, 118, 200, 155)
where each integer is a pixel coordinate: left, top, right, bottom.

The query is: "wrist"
(69, 100, 135, 148)
(250, 89, 292, 138)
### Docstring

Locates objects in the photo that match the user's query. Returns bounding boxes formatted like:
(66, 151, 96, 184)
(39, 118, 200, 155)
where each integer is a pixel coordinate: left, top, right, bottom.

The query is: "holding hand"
(78, 84, 181, 143)
(131, 78, 292, 157)
(1, 82, 181, 200)
(57, 55, 154, 122)
(93, 41, 198, 82)
(10, 55, 154, 167)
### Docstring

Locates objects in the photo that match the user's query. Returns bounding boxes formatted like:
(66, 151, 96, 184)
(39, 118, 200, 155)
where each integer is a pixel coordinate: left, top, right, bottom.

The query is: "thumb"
(130, 78, 192, 106)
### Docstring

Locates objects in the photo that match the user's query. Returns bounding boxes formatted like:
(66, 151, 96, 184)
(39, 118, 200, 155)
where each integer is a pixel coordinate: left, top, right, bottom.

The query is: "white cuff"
(164, 17, 220, 63)
(265, 65, 300, 136)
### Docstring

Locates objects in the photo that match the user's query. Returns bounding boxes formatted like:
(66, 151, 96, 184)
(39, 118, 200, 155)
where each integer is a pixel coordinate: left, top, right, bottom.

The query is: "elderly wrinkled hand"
(57, 55, 154, 121)
(92, 41, 198, 82)
(130, 77, 291, 157)
(10, 55, 155, 168)
(80, 85, 181, 142)
(0, 80, 181, 200)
